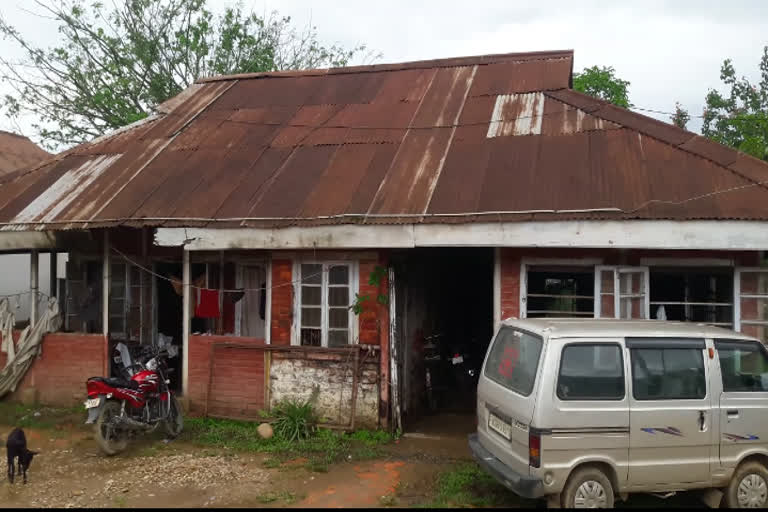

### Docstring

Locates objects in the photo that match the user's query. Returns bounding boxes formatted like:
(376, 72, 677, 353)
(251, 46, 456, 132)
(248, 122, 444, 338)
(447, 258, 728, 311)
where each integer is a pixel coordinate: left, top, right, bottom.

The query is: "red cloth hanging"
(195, 289, 220, 319)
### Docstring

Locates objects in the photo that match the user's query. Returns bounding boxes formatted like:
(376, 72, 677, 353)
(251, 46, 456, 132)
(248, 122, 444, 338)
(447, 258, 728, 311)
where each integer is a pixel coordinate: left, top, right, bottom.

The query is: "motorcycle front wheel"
(95, 401, 129, 455)
(163, 394, 184, 438)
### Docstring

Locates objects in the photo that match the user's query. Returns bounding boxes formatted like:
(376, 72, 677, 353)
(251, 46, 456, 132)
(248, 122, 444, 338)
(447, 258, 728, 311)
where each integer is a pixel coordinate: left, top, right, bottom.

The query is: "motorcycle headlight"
(146, 358, 158, 371)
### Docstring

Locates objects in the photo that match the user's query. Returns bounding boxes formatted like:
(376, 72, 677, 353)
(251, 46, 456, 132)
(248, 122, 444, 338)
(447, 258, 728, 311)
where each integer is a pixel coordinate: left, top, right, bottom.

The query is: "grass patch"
(419, 462, 530, 508)
(254, 490, 301, 504)
(380, 494, 398, 507)
(262, 457, 282, 469)
(182, 417, 394, 471)
(0, 402, 84, 430)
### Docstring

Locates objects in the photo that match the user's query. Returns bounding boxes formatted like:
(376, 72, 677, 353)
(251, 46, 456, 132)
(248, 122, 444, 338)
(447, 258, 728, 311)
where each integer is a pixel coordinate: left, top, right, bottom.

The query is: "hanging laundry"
(195, 289, 220, 319)
(225, 290, 245, 304)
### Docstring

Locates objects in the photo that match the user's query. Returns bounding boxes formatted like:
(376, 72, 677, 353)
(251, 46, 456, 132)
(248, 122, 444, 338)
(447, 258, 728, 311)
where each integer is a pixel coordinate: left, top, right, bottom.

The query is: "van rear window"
(484, 327, 543, 396)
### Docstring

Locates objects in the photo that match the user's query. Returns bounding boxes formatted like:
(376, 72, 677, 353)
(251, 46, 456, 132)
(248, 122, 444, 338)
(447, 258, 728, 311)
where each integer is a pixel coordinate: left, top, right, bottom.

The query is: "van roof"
(500, 317, 759, 342)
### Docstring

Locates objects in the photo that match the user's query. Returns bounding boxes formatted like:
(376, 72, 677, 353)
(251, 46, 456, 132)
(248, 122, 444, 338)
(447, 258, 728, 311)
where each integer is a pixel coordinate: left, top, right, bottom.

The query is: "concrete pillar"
(182, 249, 190, 397)
(30, 250, 38, 328)
(493, 247, 501, 333)
(50, 252, 58, 299)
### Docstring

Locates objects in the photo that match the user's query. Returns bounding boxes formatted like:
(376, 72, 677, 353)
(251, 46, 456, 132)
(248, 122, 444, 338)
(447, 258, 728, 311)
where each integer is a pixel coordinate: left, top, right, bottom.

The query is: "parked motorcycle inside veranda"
(84, 341, 183, 455)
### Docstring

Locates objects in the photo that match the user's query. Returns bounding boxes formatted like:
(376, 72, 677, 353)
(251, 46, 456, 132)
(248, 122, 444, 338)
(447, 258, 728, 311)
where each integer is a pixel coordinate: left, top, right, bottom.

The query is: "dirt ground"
(1, 421, 462, 509)
(1, 411, 709, 509)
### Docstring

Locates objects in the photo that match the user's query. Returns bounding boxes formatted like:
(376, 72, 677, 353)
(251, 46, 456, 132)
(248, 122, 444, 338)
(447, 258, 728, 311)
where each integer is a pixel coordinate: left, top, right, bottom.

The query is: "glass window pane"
(329, 308, 348, 328)
(619, 297, 645, 319)
(557, 345, 624, 400)
(329, 287, 349, 307)
(716, 341, 768, 392)
(328, 330, 349, 347)
(631, 348, 706, 400)
(329, 265, 349, 285)
(301, 286, 321, 305)
(601, 270, 615, 294)
(301, 264, 322, 285)
(301, 307, 321, 328)
(620, 272, 645, 295)
(110, 317, 124, 334)
(301, 328, 321, 347)
(484, 327, 543, 396)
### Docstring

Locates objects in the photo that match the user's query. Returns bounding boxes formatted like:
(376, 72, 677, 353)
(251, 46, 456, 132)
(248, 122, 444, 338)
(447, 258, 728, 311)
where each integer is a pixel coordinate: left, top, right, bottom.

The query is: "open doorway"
(154, 261, 206, 393)
(392, 248, 494, 434)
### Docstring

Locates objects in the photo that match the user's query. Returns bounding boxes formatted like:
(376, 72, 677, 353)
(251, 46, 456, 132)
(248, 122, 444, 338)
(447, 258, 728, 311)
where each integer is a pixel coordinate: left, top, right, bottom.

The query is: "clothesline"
(111, 246, 327, 294)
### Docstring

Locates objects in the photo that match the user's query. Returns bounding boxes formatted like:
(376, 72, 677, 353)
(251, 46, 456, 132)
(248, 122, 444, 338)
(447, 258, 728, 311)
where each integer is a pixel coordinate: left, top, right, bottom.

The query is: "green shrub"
(271, 387, 319, 442)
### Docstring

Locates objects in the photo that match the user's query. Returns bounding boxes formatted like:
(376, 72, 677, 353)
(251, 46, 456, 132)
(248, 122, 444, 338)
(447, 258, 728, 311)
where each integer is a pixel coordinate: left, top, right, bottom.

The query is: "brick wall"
(358, 259, 388, 345)
(1, 332, 107, 406)
(270, 260, 293, 346)
(187, 335, 266, 417)
(500, 250, 522, 320)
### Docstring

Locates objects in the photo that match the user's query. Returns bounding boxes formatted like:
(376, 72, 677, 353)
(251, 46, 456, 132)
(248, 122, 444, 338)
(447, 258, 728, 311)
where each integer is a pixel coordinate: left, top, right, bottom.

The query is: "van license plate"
(488, 413, 512, 440)
(84, 398, 101, 409)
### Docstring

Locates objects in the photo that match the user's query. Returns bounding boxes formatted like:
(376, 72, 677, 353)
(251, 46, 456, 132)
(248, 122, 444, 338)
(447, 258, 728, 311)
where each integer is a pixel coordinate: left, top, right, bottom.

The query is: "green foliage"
(421, 463, 529, 508)
(0, 402, 84, 430)
(182, 416, 392, 472)
(671, 101, 691, 130)
(573, 65, 631, 108)
(350, 265, 389, 314)
(271, 387, 319, 442)
(702, 46, 768, 162)
(0, 0, 375, 149)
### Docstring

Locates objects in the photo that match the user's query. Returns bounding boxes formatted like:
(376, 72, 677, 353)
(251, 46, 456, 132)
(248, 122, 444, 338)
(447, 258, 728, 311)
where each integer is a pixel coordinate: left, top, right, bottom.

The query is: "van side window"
(630, 348, 706, 400)
(557, 344, 624, 400)
(484, 327, 543, 397)
(715, 340, 768, 392)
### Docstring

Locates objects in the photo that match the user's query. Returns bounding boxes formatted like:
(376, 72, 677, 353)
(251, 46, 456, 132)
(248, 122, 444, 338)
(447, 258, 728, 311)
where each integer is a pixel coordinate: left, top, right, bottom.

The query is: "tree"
(0, 0, 374, 149)
(702, 46, 768, 162)
(670, 101, 690, 130)
(572, 65, 631, 108)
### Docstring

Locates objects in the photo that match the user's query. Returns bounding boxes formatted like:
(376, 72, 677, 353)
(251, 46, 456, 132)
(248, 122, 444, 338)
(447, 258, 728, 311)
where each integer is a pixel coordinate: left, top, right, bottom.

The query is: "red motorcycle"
(84, 343, 183, 455)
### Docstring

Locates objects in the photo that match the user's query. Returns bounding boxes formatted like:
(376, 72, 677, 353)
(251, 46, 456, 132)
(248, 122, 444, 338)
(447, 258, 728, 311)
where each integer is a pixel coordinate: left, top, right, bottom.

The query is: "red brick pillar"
(270, 260, 293, 345)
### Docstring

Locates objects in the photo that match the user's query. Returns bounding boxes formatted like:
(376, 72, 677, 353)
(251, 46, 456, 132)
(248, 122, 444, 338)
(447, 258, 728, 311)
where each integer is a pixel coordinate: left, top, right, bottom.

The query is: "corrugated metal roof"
(0, 131, 51, 176)
(2, 49, 768, 232)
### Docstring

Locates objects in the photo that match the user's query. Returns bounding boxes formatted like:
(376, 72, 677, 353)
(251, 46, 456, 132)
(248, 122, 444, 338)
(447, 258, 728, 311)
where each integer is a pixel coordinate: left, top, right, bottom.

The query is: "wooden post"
(218, 251, 224, 335)
(182, 249, 190, 397)
(102, 231, 110, 336)
(30, 250, 39, 328)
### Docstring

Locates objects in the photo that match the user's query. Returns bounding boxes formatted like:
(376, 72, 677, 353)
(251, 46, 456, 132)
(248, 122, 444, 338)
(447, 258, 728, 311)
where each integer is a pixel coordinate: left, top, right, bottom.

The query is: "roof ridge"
(196, 49, 574, 83)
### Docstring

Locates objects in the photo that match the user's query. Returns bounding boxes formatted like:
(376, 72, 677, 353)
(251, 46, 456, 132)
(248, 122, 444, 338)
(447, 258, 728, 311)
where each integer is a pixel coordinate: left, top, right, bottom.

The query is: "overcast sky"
(1, 0, 766, 147)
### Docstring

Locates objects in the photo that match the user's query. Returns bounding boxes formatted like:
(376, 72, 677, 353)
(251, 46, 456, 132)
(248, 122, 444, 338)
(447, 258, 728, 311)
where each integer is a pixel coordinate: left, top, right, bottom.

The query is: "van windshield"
(484, 327, 543, 396)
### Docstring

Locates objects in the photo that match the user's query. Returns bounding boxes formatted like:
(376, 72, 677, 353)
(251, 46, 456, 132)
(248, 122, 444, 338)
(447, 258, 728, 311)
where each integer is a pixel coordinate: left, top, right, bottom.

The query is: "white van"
(470, 318, 768, 508)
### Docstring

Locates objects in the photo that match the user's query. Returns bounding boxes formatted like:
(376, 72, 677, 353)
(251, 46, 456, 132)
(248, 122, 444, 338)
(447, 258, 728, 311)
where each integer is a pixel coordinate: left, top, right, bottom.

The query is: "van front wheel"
(725, 461, 768, 508)
(561, 467, 614, 508)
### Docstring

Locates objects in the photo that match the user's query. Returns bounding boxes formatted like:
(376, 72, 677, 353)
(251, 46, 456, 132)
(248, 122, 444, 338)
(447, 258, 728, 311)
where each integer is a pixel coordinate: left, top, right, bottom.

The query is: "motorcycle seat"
(88, 376, 139, 390)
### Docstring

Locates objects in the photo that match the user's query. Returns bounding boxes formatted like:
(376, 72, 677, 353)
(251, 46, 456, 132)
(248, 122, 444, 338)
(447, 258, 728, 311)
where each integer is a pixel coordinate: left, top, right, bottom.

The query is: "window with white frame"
(296, 262, 356, 347)
(524, 265, 595, 318)
(735, 268, 768, 344)
(64, 255, 150, 341)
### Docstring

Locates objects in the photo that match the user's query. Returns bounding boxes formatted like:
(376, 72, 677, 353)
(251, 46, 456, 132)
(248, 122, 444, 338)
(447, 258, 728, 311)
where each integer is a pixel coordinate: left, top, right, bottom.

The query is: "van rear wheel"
(561, 467, 614, 508)
(725, 461, 768, 508)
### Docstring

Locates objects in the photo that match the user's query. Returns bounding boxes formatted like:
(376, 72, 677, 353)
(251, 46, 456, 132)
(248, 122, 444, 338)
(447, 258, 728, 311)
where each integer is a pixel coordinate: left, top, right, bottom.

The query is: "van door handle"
(727, 409, 739, 419)
(698, 410, 706, 431)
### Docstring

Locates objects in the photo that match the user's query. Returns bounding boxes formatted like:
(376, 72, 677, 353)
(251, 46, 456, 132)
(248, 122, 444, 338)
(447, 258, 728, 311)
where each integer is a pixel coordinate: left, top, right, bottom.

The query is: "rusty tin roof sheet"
(3, 49, 768, 232)
(0, 131, 51, 176)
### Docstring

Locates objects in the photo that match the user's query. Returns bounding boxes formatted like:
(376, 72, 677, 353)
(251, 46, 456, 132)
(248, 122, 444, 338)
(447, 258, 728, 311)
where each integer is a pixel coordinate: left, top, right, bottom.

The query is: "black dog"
(6, 428, 37, 484)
